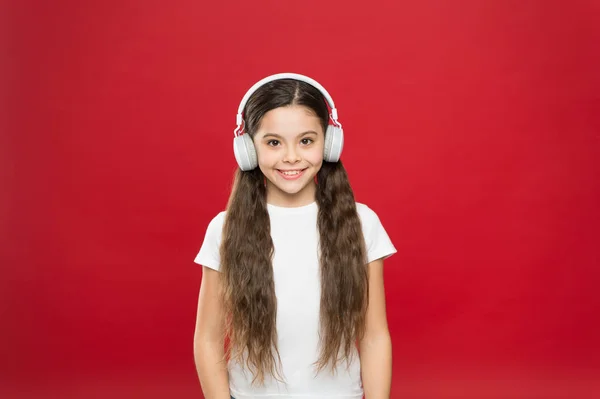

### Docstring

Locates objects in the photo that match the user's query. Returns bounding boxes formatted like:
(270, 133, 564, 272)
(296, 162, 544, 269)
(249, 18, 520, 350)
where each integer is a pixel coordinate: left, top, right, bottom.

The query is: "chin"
(270, 175, 315, 194)
(272, 182, 310, 195)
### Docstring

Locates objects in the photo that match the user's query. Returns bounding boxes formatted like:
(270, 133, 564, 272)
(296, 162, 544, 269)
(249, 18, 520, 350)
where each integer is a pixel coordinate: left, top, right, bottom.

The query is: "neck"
(266, 182, 317, 208)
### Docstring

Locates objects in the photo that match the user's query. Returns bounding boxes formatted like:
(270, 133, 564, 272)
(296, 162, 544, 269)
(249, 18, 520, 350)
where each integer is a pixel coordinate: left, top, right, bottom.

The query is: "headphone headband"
(235, 73, 339, 136)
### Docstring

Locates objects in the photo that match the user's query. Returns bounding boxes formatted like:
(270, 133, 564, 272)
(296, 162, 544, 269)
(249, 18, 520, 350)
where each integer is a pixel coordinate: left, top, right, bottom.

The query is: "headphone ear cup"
(233, 134, 257, 171)
(323, 125, 344, 162)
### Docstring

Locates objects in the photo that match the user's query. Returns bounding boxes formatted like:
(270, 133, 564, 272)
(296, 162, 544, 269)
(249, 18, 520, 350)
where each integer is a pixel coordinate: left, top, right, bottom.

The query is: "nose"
(283, 145, 301, 164)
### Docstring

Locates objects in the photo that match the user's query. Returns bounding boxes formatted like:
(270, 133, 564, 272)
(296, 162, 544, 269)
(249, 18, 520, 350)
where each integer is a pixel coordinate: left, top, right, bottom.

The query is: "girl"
(193, 73, 396, 399)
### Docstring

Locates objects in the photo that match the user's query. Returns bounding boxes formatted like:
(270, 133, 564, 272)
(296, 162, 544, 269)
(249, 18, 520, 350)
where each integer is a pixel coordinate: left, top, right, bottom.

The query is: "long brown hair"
(220, 79, 368, 385)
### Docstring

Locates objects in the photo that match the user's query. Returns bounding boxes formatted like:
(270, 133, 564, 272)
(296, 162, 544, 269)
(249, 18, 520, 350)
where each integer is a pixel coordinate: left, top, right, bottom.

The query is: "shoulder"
(203, 211, 227, 240)
(355, 202, 374, 215)
(355, 202, 397, 261)
(355, 202, 382, 227)
(207, 211, 227, 229)
(194, 211, 227, 270)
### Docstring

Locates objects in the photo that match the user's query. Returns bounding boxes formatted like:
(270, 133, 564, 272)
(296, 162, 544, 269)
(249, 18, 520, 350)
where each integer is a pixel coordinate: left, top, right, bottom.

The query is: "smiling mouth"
(277, 169, 306, 176)
(276, 168, 308, 179)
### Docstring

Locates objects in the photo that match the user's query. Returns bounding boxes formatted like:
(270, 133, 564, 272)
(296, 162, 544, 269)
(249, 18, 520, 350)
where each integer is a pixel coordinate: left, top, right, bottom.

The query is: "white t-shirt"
(194, 201, 396, 399)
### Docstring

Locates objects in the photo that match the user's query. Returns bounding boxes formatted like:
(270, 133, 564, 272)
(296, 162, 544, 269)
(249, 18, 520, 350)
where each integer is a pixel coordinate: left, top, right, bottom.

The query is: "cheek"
(256, 147, 276, 166)
(306, 144, 324, 164)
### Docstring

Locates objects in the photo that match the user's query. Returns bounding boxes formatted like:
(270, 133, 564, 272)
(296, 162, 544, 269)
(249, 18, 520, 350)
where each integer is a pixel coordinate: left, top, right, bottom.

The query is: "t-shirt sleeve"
(193, 212, 226, 271)
(359, 204, 397, 263)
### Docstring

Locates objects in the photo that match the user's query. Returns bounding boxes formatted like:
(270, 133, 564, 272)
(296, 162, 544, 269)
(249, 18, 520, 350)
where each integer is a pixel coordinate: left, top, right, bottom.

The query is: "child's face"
(253, 105, 325, 206)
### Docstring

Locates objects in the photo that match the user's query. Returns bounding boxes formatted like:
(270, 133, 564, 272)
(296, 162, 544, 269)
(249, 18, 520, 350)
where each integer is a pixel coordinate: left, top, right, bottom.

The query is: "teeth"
(281, 170, 301, 175)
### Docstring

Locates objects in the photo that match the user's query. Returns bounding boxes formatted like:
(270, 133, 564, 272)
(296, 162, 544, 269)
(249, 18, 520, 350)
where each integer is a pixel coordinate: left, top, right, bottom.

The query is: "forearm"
(194, 339, 230, 399)
(359, 332, 392, 399)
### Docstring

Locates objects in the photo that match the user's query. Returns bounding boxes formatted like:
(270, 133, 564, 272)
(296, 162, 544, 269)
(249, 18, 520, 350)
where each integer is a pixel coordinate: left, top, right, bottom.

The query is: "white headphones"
(233, 73, 344, 171)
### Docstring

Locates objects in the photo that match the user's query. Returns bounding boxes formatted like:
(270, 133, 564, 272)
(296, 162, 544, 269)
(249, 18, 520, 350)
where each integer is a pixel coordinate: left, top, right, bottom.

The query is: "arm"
(359, 258, 392, 399)
(193, 266, 231, 399)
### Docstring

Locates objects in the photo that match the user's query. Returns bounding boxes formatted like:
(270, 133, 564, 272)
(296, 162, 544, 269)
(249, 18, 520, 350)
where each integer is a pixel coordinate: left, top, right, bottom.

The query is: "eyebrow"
(262, 131, 318, 139)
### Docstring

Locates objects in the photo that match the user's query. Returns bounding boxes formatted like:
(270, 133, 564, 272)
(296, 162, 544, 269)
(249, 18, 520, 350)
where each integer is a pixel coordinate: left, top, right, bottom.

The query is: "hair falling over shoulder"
(220, 167, 283, 385)
(219, 79, 368, 385)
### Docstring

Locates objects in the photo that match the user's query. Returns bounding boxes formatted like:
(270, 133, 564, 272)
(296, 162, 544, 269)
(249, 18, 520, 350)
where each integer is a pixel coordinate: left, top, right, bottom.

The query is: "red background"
(2, 0, 599, 398)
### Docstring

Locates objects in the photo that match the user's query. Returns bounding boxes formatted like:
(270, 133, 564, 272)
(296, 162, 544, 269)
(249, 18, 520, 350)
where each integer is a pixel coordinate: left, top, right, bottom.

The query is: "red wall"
(3, 0, 599, 397)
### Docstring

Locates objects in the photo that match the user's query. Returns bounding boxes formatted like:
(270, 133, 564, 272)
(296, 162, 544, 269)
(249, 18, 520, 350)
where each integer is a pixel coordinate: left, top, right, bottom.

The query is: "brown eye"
(300, 138, 313, 145)
(267, 140, 280, 146)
